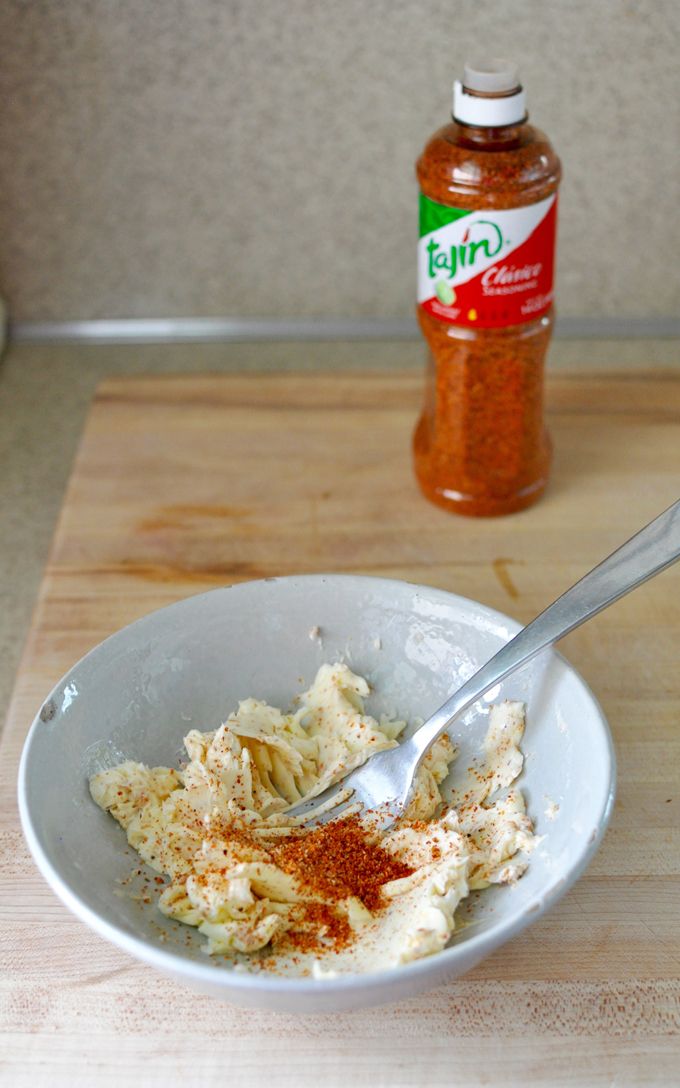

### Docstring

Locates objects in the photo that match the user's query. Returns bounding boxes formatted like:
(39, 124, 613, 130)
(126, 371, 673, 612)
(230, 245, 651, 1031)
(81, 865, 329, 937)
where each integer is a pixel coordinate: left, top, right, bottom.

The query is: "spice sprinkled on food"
(89, 664, 537, 975)
(272, 815, 414, 912)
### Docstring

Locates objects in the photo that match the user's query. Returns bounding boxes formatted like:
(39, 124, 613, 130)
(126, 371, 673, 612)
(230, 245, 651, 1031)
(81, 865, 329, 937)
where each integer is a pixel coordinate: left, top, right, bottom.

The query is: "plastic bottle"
(414, 60, 561, 516)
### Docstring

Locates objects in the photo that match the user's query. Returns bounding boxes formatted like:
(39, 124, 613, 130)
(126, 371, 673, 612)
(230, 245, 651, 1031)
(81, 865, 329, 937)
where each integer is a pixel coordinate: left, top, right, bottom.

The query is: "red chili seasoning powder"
(414, 60, 561, 516)
(271, 814, 414, 913)
(279, 902, 353, 954)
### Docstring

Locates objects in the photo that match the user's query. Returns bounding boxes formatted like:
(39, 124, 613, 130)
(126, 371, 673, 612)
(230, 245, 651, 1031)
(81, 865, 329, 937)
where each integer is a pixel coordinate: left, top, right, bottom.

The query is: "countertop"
(2, 362, 679, 1086)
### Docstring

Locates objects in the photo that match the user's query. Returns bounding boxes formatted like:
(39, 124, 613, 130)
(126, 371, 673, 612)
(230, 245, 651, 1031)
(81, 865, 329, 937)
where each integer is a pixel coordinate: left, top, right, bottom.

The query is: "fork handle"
(409, 498, 680, 761)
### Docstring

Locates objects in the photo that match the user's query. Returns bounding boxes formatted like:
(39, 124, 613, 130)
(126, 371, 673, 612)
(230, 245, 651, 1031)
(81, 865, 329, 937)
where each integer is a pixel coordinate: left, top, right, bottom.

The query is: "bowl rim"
(17, 573, 617, 996)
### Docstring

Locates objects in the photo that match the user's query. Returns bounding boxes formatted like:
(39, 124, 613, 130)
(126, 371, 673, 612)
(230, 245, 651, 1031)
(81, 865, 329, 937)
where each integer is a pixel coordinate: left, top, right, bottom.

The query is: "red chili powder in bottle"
(414, 59, 561, 516)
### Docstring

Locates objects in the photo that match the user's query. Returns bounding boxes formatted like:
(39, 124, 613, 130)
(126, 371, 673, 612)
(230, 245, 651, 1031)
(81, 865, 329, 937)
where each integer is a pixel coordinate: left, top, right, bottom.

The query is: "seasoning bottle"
(414, 60, 561, 516)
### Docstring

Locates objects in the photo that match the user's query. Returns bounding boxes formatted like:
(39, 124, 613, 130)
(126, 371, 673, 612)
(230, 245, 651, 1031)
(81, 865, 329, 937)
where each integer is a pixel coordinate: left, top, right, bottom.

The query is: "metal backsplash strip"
(10, 316, 680, 344)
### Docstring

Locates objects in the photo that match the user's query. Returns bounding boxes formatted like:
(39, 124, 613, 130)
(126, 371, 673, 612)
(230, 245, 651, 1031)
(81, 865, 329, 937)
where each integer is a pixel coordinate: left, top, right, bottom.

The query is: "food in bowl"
(90, 662, 537, 978)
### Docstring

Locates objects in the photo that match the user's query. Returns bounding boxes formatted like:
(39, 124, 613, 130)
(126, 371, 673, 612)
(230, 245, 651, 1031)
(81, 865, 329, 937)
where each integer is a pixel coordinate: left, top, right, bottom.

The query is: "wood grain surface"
(1, 371, 679, 1087)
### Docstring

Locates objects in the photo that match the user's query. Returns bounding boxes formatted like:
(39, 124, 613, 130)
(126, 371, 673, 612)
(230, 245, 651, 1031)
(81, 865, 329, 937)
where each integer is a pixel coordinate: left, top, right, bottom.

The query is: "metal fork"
(287, 498, 680, 829)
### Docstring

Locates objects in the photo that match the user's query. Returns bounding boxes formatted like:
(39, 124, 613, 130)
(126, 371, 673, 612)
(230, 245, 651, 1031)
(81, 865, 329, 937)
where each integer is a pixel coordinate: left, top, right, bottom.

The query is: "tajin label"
(417, 193, 557, 327)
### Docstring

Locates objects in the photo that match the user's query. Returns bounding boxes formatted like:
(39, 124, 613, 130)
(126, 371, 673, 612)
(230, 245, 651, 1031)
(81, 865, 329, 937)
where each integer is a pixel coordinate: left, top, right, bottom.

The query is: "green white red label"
(418, 193, 557, 327)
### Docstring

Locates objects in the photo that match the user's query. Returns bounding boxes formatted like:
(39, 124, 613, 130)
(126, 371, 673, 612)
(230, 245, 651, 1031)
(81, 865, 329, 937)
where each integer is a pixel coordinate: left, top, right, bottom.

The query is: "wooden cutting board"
(2, 371, 679, 1087)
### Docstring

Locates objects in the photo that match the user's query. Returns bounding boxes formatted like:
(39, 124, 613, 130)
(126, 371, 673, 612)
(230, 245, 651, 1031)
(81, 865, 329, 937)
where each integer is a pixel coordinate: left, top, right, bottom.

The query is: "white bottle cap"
(453, 59, 527, 126)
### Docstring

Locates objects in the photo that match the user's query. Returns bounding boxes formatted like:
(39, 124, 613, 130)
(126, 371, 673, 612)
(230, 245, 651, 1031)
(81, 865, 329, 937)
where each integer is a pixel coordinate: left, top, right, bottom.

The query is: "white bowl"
(18, 575, 615, 1013)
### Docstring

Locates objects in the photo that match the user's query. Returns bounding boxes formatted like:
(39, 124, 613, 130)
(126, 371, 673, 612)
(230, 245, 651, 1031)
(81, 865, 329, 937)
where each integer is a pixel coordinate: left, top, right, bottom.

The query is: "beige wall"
(1, 0, 678, 322)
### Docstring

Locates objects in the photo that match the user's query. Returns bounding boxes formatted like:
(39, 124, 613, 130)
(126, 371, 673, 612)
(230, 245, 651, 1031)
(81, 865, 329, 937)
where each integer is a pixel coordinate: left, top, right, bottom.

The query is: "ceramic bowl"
(18, 575, 615, 1012)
